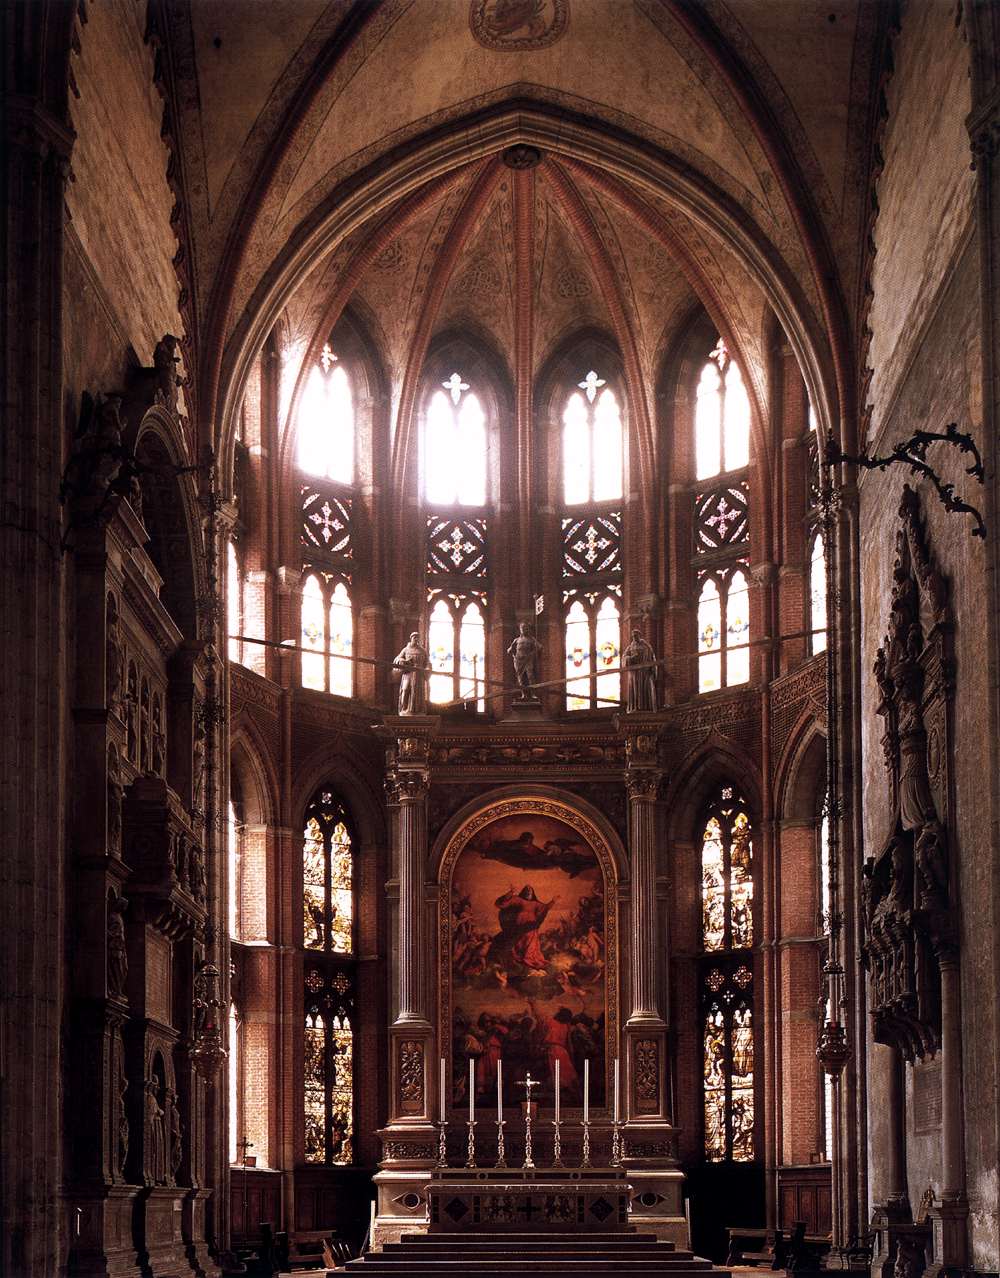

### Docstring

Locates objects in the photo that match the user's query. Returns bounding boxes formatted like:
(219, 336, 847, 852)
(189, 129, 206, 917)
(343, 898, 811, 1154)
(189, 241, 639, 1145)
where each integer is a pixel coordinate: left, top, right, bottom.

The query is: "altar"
(427, 1167, 631, 1233)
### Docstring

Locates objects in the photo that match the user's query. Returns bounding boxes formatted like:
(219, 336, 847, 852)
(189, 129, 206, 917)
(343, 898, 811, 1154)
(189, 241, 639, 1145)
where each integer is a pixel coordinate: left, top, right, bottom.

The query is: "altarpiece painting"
(439, 798, 617, 1111)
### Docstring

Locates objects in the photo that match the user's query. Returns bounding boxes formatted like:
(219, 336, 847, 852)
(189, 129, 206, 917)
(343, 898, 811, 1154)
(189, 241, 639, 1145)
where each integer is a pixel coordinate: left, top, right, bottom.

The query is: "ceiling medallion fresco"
(470, 0, 569, 51)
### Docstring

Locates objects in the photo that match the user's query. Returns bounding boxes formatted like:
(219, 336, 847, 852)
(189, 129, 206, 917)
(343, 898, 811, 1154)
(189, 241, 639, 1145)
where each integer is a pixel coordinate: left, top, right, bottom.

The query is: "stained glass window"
(563, 590, 621, 710)
(301, 790, 357, 1166)
(562, 378, 623, 504)
(695, 341, 751, 480)
(701, 975, 755, 1162)
(302, 789, 354, 955)
(700, 787, 755, 1161)
(424, 376, 487, 507)
(697, 567, 750, 693)
(227, 540, 243, 665)
(810, 533, 827, 655)
(700, 786, 754, 951)
(298, 359, 354, 485)
(300, 573, 354, 697)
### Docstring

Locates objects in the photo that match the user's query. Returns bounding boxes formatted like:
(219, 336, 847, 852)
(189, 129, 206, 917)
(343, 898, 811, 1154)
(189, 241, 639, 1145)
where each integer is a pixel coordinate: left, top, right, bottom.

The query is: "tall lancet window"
(423, 370, 490, 707)
(424, 373, 487, 507)
(227, 540, 243, 665)
(562, 372, 623, 504)
(301, 787, 356, 1165)
(700, 784, 755, 1162)
(696, 567, 750, 693)
(809, 533, 828, 655)
(560, 369, 623, 710)
(297, 340, 356, 696)
(694, 339, 750, 480)
(298, 345, 354, 484)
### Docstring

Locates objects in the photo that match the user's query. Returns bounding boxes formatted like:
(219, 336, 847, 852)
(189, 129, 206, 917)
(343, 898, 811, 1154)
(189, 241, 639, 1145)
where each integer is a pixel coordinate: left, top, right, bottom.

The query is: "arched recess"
(775, 714, 827, 828)
(130, 408, 206, 642)
(662, 734, 764, 847)
(432, 785, 626, 1112)
(229, 720, 280, 945)
(214, 105, 845, 491)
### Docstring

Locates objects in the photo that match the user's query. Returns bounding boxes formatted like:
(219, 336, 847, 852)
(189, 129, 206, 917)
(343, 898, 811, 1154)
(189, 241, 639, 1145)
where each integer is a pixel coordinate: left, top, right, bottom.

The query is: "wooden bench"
(726, 1224, 832, 1269)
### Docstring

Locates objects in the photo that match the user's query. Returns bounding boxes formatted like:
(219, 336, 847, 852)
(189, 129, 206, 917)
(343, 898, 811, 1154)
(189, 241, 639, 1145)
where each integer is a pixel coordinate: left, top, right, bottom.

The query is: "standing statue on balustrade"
(508, 622, 541, 700)
(622, 629, 657, 712)
(393, 632, 429, 716)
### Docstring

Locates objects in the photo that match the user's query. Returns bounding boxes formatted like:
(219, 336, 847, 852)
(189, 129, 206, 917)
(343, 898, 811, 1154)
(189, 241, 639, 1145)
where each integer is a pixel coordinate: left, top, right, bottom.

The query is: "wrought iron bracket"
(825, 423, 985, 539)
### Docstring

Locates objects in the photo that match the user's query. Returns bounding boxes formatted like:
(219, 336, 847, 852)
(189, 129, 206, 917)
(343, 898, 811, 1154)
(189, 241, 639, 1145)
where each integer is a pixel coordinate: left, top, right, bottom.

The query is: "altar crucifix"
(518, 1072, 540, 1169)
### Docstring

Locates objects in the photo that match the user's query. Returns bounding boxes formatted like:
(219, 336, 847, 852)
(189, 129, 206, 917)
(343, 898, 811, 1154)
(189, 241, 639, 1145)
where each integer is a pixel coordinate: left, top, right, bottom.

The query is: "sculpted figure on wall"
(622, 630, 657, 712)
(393, 633, 429, 715)
(508, 622, 541, 699)
(107, 894, 128, 999)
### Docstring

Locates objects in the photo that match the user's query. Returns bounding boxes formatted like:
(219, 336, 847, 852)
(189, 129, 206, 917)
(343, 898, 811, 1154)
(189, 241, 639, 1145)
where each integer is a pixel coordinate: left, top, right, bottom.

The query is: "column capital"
(625, 771, 661, 802)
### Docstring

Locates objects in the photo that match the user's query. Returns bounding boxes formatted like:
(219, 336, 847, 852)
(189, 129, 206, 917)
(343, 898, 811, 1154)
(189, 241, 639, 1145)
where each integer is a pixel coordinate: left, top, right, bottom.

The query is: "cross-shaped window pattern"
(423, 373, 487, 506)
(699, 785, 755, 1163)
(301, 787, 356, 1167)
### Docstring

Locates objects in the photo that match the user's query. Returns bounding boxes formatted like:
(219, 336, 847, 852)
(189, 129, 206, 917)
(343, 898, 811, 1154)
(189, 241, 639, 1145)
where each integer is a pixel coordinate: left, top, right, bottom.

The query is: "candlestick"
(518, 1073, 540, 1170)
(611, 1116, 624, 1168)
(613, 1057, 620, 1124)
(581, 1117, 591, 1168)
(495, 1116, 507, 1168)
(465, 1118, 477, 1168)
(440, 1057, 446, 1123)
(583, 1059, 589, 1123)
(436, 1116, 448, 1168)
(468, 1057, 475, 1123)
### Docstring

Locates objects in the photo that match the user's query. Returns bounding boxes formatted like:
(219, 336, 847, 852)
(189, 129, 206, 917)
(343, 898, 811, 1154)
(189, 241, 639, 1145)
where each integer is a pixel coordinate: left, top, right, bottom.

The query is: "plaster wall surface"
(859, 237, 997, 1271)
(867, 0, 974, 438)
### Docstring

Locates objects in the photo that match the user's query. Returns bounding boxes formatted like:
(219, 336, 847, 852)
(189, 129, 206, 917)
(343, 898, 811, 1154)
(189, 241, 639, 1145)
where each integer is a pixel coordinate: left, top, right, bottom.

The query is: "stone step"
(346, 1265, 718, 1275)
(376, 1250, 709, 1263)
(401, 1232, 664, 1243)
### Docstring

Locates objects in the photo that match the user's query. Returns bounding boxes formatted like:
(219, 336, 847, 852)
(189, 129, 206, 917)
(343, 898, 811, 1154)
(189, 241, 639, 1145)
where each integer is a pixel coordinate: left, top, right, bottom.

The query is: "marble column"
(382, 717, 438, 1132)
(870, 1044, 910, 1278)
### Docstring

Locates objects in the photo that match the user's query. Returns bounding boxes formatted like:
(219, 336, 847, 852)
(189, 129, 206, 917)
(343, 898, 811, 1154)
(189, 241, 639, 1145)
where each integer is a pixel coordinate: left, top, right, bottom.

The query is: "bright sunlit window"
(424, 374, 487, 506)
(563, 373, 623, 504)
(298, 353, 354, 485)
(695, 341, 750, 480)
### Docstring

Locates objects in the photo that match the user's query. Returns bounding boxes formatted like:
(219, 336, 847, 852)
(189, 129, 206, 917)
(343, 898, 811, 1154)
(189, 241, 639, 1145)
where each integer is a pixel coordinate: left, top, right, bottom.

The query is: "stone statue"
(145, 1079, 167, 1186)
(915, 819, 948, 910)
(168, 1091, 183, 1182)
(107, 894, 128, 999)
(192, 715, 206, 814)
(392, 633, 429, 715)
(151, 698, 165, 777)
(106, 597, 124, 714)
(188, 842, 206, 904)
(116, 1051, 129, 1177)
(622, 629, 657, 712)
(153, 334, 182, 414)
(507, 622, 541, 700)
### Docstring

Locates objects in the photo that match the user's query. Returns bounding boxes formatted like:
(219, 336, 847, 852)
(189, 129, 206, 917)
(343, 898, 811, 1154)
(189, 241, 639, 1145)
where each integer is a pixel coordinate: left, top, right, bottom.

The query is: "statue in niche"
(107, 894, 128, 999)
(167, 1090, 183, 1182)
(915, 819, 949, 911)
(885, 838, 913, 917)
(116, 1051, 129, 1177)
(622, 629, 657, 712)
(153, 334, 182, 414)
(192, 715, 206, 814)
(188, 843, 206, 904)
(107, 751, 123, 858)
(106, 597, 124, 714)
(508, 622, 541, 699)
(896, 675, 936, 832)
(392, 633, 429, 715)
(151, 698, 165, 776)
(144, 1078, 167, 1186)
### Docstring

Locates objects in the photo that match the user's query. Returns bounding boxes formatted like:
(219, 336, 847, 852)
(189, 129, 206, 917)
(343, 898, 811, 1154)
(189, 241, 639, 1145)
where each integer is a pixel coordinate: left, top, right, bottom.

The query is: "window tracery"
(301, 788, 356, 1166)
(810, 533, 828, 655)
(300, 573, 353, 697)
(227, 540, 243, 665)
(697, 566, 750, 693)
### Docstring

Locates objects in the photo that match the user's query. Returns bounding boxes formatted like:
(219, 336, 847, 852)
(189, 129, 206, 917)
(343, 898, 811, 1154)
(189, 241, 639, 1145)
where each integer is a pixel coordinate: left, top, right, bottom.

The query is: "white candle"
(440, 1057, 446, 1123)
(497, 1059, 503, 1118)
(469, 1057, 475, 1122)
(613, 1058, 620, 1123)
(583, 1059, 589, 1123)
(369, 1199, 376, 1245)
(555, 1058, 560, 1123)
